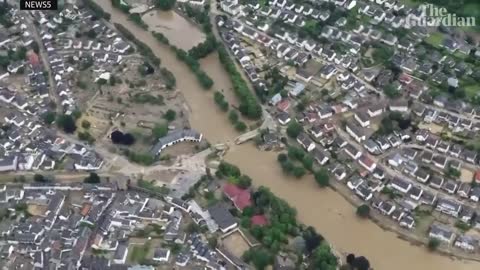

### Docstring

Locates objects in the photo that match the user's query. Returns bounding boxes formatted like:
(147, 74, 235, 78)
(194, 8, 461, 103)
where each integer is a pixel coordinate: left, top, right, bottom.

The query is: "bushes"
(160, 67, 176, 89)
(314, 168, 330, 187)
(164, 109, 176, 121)
(189, 34, 217, 59)
(152, 123, 168, 139)
(152, 32, 214, 90)
(111, 130, 135, 145)
(131, 93, 164, 105)
(152, 32, 169, 45)
(235, 121, 247, 132)
(56, 114, 76, 133)
(124, 150, 155, 165)
(84, 0, 111, 20)
(217, 46, 262, 119)
(171, 46, 213, 89)
(128, 13, 148, 30)
(428, 238, 440, 251)
(356, 204, 370, 218)
(286, 121, 303, 138)
(111, 0, 130, 13)
(78, 131, 95, 144)
(214, 91, 229, 112)
(155, 0, 176, 10)
(114, 23, 161, 66)
(277, 153, 306, 178)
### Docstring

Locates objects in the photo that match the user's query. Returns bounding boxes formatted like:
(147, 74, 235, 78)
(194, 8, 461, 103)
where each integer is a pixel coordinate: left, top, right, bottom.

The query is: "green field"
(465, 84, 480, 99)
(425, 32, 444, 48)
(128, 242, 151, 263)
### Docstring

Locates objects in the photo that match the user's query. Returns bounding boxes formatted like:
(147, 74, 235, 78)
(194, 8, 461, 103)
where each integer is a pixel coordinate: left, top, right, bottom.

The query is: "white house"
(153, 248, 171, 262)
(297, 133, 315, 152)
(346, 122, 366, 143)
(354, 112, 370, 127)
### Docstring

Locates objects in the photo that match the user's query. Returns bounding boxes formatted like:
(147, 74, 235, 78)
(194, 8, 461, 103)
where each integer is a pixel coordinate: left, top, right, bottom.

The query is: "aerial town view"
(0, 0, 480, 269)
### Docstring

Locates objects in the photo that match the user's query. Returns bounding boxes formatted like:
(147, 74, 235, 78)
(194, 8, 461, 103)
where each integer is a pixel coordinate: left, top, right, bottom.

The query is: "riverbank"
(328, 178, 480, 263)
(92, 1, 480, 269)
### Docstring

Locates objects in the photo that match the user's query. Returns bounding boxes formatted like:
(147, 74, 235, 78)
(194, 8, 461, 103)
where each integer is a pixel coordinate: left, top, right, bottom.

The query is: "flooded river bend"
(95, 1, 479, 269)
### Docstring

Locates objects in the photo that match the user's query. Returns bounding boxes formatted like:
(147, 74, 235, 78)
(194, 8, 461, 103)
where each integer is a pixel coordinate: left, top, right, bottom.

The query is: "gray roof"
(207, 203, 236, 231)
(150, 129, 202, 156)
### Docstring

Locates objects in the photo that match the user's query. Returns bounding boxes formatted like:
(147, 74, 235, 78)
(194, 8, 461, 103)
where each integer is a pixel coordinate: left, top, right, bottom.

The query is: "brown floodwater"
(141, 9, 205, 50)
(96, 1, 480, 269)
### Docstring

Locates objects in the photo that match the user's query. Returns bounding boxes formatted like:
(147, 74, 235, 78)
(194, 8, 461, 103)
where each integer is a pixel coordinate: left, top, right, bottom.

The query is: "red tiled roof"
(28, 52, 39, 66)
(399, 73, 413, 84)
(359, 154, 375, 168)
(251, 215, 268, 226)
(276, 99, 290, 112)
(223, 183, 252, 211)
(223, 183, 242, 198)
(475, 171, 480, 182)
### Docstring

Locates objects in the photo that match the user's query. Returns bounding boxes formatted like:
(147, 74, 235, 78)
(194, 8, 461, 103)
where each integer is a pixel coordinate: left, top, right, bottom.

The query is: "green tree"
(84, 173, 101, 184)
(56, 114, 77, 133)
(156, 0, 176, 10)
(164, 109, 176, 121)
(292, 166, 306, 178)
(242, 248, 273, 270)
(277, 153, 288, 163)
(286, 121, 303, 138)
(42, 111, 56, 125)
(235, 121, 247, 132)
(302, 155, 314, 171)
(81, 120, 91, 129)
(428, 238, 440, 251)
(33, 174, 46, 183)
(152, 123, 168, 139)
(356, 204, 370, 218)
(238, 175, 252, 188)
(228, 110, 239, 123)
(314, 168, 330, 187)
(311, 243, 338, 270)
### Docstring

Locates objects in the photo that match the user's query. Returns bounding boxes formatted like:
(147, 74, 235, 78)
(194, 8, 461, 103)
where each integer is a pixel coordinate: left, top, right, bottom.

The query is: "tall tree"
(156, 0, 176, 10)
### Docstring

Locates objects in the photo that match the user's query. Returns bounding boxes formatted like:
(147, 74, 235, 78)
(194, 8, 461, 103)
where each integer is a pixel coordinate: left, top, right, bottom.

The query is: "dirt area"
(460, 168, 474, 183)
(221, 231, 250, 258)
(145, 169, 180, 184)
(27, 204, 47, 216)
(71, 55, 190, 160)
(418, 122, 444, 134)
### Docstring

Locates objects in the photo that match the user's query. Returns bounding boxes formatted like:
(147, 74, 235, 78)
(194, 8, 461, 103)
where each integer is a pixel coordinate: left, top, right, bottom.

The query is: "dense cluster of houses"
(29, 5, 131, 114)
(0, 182, 258, 269)
(0, 88, 103, 172)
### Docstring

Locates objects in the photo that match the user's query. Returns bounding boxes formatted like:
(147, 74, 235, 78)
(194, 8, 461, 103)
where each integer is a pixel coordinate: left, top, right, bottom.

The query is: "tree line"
(217, 46, 262, 119)
(83, 0, 111, 20)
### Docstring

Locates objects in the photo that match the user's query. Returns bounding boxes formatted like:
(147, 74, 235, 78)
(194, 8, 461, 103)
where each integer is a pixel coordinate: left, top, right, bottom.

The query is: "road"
(414, 101, 480, 124)
(23, 11, 62, 114)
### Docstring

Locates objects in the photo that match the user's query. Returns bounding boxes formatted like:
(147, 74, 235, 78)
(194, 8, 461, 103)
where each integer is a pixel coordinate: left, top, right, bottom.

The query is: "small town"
(0, 0, 479, 269)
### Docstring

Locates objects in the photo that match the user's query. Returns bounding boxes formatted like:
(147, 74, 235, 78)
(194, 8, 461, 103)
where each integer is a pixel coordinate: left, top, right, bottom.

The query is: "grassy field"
(465, 85, 480, 99)
(128, 241, 151, 264)
(425, 32, 444, 48)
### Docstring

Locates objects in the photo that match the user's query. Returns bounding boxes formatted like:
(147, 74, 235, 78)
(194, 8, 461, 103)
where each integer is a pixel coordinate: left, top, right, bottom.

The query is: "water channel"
(95, 1, 480, 269)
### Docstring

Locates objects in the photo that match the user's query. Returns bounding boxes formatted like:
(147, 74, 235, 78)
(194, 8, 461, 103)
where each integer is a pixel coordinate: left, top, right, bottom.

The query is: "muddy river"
(96, 1, 479, 269)
(141, 9, 206, 50)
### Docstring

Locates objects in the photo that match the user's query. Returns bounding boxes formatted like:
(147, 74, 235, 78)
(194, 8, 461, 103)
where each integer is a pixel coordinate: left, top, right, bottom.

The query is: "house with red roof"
(251, 215, 268, 227)
(276, 99, 290, 112)
(399, 73, 413, 85)
(474, 170, 480, 183)
(28, 52, 40, 66)
(358, 154, 376, 172)
(223, 183, 252, 211)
